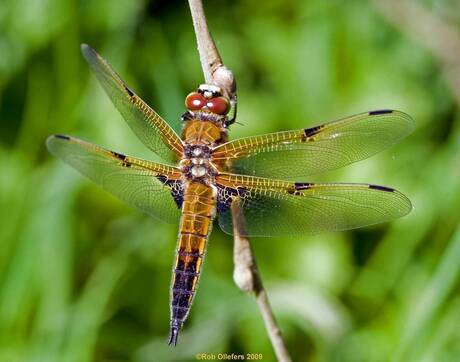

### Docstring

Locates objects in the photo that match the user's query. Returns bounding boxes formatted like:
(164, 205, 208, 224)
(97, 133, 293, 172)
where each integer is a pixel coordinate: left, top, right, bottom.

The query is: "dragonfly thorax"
(180, 144, 217, 181)
(184, 144, 211, 158)
(191, 165, 207, 177)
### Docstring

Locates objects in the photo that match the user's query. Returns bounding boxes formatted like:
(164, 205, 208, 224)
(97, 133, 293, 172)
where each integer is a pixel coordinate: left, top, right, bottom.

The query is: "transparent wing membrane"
(216, 173, 412, 237)
(52, 49, 414, 238)
(213, 110, 414, 179)
(47, 135, 182, 223)
(81, 44, 183, 163)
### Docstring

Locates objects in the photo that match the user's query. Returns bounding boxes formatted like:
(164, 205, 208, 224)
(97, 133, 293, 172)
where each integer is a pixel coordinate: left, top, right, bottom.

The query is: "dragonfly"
(47, 44, 414, 346)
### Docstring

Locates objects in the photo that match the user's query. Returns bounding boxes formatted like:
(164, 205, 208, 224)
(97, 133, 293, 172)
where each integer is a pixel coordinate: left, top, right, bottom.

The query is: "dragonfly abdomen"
(169, 181, 217, 345)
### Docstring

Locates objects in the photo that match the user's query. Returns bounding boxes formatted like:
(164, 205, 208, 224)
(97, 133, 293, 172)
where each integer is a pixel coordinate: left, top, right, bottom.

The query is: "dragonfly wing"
(81, 44, 184, 163)
(213, 110, 414, 179)
(216, 173, 411, 237)
(47, 134, 183, 223)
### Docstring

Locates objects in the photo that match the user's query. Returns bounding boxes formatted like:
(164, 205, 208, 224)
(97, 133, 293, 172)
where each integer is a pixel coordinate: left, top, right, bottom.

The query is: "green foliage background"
(1, 0, 460, 361)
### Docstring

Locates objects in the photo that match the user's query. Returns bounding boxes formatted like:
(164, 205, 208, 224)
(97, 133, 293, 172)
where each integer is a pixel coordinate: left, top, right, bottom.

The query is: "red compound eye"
(185, 92, 206, 110)
(206, 96, 230, 115)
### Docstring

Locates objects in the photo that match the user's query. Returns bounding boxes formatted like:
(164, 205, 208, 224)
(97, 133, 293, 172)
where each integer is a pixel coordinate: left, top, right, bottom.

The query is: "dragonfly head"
(183, 84, 234, 126)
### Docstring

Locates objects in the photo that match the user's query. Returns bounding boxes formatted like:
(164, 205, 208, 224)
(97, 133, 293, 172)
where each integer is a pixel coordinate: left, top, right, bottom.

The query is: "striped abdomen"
(168, 181, 216, 345)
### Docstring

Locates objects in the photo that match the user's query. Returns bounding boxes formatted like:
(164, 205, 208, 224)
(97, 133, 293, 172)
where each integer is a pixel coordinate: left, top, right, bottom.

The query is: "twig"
(188, 0, 236, 98)
(187, 1, 292, 361)
(231, 203, 292, 362)
(373, 0, 460, 104)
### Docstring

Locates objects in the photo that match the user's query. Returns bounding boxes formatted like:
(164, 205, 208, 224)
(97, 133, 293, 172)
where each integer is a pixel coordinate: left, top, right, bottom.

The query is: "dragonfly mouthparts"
(168, 325, 181, 346)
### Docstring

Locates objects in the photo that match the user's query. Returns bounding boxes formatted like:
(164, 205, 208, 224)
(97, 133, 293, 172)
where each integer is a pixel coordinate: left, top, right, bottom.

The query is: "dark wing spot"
(216, 185, 247, 214)
(294, 182, 312, 190)
(170, 187, 184, 208)
(110, 151, 126, 161)
(124, 84, 134, 97)
(288, 182, 312, 195)
(303, 125, 322, 139)
(110, 151, 132, 167)
(156, 175, 168, 184)
(369, 184, 394, 192)
(54, 134, 70, 140)
(369, 110, 393, 116)
(156, 176, 184, 209)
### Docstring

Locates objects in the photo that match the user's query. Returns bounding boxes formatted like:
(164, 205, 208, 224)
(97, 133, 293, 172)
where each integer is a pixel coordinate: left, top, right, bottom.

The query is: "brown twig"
(187, 1, 292, 361)
(188, 0, 236, 98)
(231, 203, 292, 362)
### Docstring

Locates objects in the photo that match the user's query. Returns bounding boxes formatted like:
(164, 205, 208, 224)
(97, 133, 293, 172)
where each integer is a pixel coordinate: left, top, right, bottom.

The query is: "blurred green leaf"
(1, 0, 459, 361)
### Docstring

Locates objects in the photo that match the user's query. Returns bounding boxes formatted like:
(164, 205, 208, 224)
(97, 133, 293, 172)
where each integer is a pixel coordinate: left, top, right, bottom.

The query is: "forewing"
(47, 135, 183, 223)
(213, 110, 414, 179)
(81, 44, 183, 163)
(216, 173, 411, 237)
